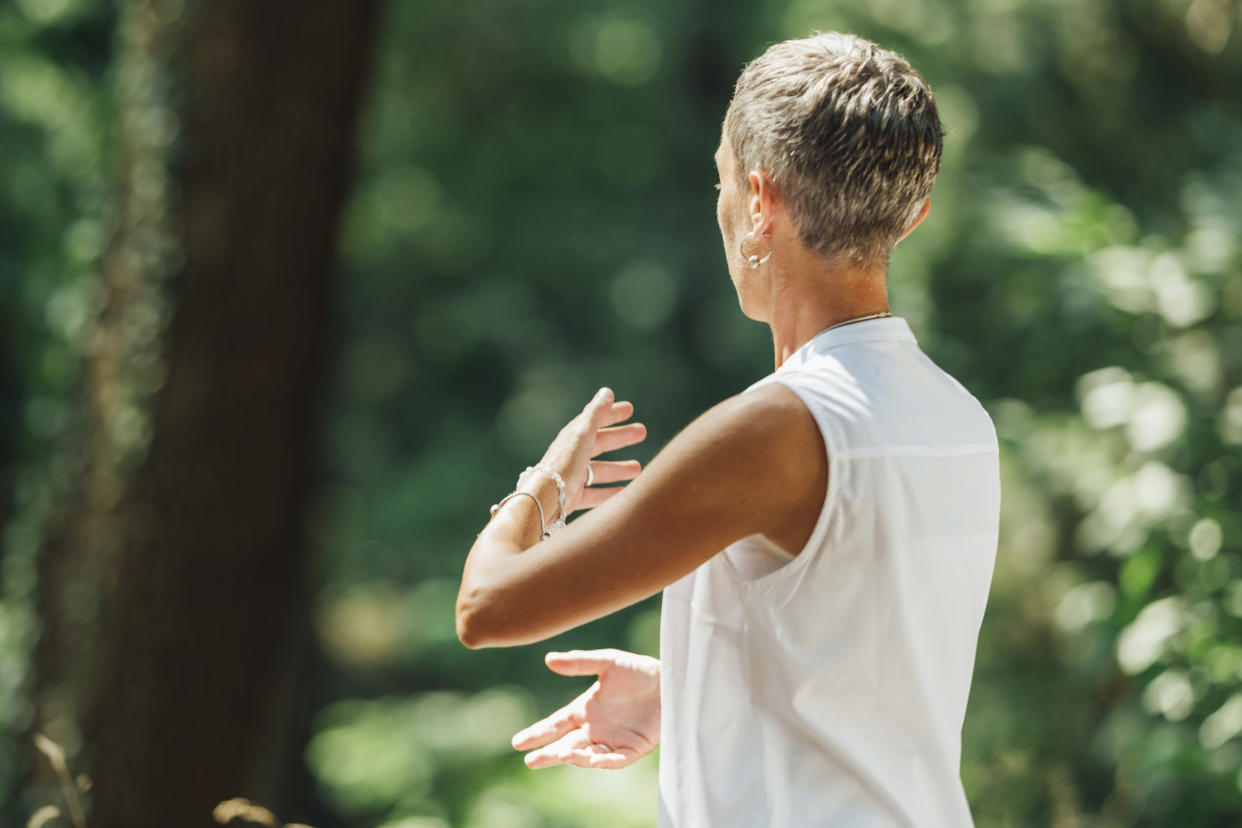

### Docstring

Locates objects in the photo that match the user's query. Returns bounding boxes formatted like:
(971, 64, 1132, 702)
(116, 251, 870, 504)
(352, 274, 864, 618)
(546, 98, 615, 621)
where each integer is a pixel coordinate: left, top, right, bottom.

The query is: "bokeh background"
(2, 0, 1242, 825)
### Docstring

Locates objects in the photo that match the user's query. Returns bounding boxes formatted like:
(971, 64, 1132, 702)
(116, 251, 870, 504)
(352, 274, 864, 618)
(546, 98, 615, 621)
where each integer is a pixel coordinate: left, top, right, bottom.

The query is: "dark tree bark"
(32, 1, 379, 826)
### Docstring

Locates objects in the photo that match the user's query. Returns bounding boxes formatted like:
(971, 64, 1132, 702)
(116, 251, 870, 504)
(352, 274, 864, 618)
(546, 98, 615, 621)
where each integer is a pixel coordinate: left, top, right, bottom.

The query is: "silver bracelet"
(489, 491, 546, 538)
(520, 463, 567, 523)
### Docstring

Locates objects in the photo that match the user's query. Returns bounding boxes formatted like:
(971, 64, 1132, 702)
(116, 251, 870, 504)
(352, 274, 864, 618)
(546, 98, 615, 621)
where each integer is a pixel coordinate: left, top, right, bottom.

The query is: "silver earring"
(740, 231, 773, 269)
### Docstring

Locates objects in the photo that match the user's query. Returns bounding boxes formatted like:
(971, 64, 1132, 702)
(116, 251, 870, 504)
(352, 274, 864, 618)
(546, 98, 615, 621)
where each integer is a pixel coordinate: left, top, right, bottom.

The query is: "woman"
(457, 31, 1000, 827)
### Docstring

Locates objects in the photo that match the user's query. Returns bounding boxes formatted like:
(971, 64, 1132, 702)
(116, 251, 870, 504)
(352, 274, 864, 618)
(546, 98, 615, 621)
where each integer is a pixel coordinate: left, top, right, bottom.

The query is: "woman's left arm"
(456, 384, 827, 648)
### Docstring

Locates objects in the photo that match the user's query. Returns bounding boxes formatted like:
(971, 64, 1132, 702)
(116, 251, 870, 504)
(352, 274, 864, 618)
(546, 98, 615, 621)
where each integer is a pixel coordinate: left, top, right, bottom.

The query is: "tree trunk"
(31, 1, 379, 825)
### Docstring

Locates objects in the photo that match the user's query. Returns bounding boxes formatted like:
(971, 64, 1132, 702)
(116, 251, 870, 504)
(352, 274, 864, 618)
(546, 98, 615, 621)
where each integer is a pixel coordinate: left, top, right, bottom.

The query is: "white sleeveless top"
(658, 317, 999, 827)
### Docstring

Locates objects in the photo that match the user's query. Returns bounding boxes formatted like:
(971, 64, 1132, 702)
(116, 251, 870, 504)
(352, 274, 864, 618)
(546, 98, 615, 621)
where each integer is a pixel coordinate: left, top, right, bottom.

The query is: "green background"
(3, 0, 1242, 825)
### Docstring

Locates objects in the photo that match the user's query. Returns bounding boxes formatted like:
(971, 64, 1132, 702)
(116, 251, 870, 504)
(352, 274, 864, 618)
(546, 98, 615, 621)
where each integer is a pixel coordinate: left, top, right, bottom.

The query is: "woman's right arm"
(455, 382, 829, 648)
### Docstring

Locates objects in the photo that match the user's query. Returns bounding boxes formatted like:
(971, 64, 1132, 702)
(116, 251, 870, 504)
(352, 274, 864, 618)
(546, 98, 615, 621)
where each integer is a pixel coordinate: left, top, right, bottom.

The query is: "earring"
(739, 231, 773, 269)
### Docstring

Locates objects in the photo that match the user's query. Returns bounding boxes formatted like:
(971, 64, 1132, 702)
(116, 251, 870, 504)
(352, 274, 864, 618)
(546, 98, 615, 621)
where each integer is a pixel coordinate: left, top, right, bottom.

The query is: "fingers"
(588, 387, 614, 408)
(576, 485, 627, 510)
(522, 729, 591, 769)
(545, 650, 622, 676)
(522, 729, 639, 770)
(593, 423, 647, 455)
(583, 387, 615, 420)
(599, 400, 634, 427)
(511, 702, 582, 752)
(586, 460, 641, 486)
(578, 389, 645, 455)
(559, 744, 639, 770)
(586, 389, 638, 429)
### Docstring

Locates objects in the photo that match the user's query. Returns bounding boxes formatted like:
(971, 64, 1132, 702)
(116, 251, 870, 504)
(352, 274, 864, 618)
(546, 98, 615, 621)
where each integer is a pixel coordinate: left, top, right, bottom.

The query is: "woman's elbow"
(455, 609, 486, 649)
(455, 588, 496, 649)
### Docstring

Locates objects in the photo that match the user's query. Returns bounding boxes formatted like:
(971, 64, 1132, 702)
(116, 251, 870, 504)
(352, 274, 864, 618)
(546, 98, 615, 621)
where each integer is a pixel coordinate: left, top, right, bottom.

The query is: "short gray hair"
(724, 32, 943, 266)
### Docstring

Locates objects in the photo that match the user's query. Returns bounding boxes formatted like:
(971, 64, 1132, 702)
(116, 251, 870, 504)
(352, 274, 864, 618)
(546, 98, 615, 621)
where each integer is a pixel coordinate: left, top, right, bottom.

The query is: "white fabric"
(658, 317, 999, 828)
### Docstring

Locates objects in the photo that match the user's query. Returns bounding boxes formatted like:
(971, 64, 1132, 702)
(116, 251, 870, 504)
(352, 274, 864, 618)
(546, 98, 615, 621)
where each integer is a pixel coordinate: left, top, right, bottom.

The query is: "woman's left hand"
(538, 387, 646, 515)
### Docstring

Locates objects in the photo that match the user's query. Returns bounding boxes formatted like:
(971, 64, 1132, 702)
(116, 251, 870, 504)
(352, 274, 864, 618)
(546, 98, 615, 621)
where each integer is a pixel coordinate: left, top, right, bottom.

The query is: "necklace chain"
(818, 310, 892, 336)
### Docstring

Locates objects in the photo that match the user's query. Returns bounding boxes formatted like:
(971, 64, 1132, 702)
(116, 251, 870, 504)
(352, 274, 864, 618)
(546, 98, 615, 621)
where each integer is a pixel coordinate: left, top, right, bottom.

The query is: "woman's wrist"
(519, 463, 568, 523)
(485, 464, 567, 550)
(519, 469, 563, 529)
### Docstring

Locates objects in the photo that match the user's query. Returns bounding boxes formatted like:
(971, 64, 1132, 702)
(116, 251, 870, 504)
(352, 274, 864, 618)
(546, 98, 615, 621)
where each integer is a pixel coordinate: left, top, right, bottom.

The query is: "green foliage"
(0, 0, 113, 821)
(3, 0, 1241, 825)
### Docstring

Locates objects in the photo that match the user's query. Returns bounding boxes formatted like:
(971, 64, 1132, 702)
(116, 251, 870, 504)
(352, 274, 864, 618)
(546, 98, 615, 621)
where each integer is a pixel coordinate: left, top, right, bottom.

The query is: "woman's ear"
(897, 198, 931, 243)
(748, 169, 779, 236)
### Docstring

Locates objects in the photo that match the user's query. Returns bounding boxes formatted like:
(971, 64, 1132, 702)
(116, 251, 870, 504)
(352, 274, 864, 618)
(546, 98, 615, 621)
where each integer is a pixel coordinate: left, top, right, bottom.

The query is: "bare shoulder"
(728, 380, 820, 437)
(633, 381, 827, 556)
(698, 382, 825, 473)
(722, 382, 828, 554)
(671, 381, 819, 444)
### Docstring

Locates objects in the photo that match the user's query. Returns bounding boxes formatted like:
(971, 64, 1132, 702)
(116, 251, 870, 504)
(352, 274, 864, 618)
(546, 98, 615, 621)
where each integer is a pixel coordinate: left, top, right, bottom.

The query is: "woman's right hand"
(511, 649, 661, 770)
(534, 388, 646, 517)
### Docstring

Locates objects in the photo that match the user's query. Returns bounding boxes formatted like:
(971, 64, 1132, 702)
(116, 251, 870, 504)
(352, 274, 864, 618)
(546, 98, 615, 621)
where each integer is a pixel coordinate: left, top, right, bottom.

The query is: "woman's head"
(723, 32, 943, 267)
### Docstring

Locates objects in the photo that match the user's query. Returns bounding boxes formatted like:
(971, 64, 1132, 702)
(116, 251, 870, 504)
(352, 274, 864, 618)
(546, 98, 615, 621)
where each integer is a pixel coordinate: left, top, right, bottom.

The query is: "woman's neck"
(767, 257, 890, 370)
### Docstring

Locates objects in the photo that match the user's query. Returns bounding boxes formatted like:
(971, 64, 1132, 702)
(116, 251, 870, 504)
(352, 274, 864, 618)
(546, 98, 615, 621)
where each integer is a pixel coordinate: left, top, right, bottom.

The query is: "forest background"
(1, 0, 1241, 826)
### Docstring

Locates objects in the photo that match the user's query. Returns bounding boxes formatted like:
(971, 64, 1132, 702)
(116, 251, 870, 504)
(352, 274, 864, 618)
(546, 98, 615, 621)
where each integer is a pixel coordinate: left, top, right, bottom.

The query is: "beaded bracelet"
(520, 463, 567, 524)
